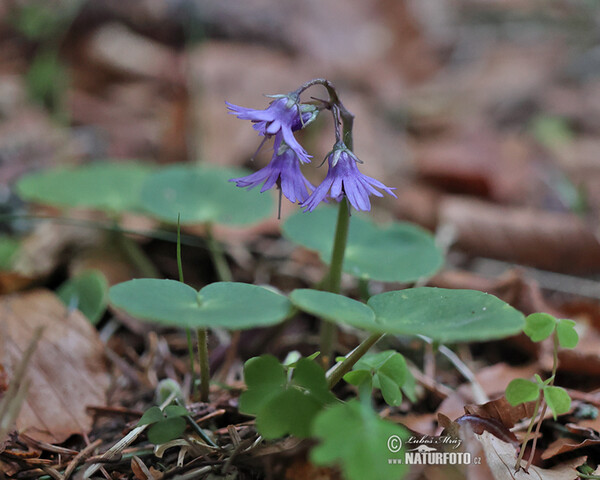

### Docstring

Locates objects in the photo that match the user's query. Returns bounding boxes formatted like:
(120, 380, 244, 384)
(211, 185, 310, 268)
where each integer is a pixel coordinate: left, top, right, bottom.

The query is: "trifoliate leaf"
(523, 313, 556, 342)
(556, 319, 578, 349)
(239, 356, 336, 439)
(543, 386, 571, 420)
(311, 400, 409, 480)
(506, 379, 540, 406)
(138, 406, 164, 426)
(344, 351, 415, 406)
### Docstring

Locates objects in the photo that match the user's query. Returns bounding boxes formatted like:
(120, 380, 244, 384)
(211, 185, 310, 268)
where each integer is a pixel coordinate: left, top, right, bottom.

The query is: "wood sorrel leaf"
(289, 289, 377, 330)
(506, 379, 540, 406)
(543, 386, 571, 420)
(344, 351, 416, 406)
(282, 207, 443, 282)
(367, 288, 524, 342)
(137, 406, 164, 426)
(240, 356, 336, 439)
(147, 417, 186, 444)
(311, 399, 409, 480)
(140, 164, 273, 225)
(556, 319, 579, 349)
(57, 270, 108, 324)
(109, 279, 292, 329)
(16, 161, 153, 213)
(523, 313, 556, 342)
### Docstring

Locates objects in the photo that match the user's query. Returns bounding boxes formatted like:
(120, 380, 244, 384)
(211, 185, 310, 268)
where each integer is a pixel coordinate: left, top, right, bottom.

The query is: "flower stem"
(326, 333, 383, 389)
(197, 328, 210, 403)
(320, 199, 351, 367)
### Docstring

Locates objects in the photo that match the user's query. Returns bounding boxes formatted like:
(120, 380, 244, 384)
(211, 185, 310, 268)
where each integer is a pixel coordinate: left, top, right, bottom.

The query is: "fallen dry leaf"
(0, 290, 109, 443)
(476, 431, 584, 480)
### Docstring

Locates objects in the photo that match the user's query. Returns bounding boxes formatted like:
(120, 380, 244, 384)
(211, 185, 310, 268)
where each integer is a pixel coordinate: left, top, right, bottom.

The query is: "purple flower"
(226, 95, 317, 164)
(230, 143, 315, 204)
(301, 144, 396, 212)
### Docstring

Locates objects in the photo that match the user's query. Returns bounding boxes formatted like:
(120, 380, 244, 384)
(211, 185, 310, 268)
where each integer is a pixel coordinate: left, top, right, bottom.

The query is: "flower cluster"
(228, 92, 395, 213)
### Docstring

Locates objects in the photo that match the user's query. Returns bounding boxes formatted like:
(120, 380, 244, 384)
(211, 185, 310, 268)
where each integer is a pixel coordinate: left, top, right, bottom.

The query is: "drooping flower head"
(230, 141, 315, 205)
(226, 93, 318, 164)
(301, 142, 396, 212)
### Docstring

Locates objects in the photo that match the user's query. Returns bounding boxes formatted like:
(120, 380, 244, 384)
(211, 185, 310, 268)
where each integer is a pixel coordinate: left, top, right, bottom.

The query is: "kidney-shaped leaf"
(16, 161, 153, 213)
(367, 287, 525, 342)
(282, 207, 443, 282)
(289, 289, 377, 330)
(57, 270, 108, 324)
(109, 279, 291, 329)
(140, 165, 273, 225)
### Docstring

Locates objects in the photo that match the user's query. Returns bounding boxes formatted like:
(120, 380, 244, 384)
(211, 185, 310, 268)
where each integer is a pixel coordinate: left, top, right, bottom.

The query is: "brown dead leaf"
(0, 290, 109, 443)
(542, 436, 600, 461)
(464, 397, 536, 431)
(476, 431, 584, 480)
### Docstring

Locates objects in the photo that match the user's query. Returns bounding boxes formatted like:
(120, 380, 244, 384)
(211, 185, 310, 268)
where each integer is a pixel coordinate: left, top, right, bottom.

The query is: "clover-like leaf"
(239, 356, 336, 439)
(138, 406, 164, 426)
(367, 288, 524, 342)
(57, 270, 108, 324)
(506, 379, 540, 406)
(344, 351, 416, 406)
(523, 313, 556, 342)
(16, 161, 153, 213)
(147, 417, 187, 444)
(556, 319, 578, 349)
(282, 207, 443, 282)
(311, 399, 409, 480)
(109, 279, 292, 330)
(290, 289, 377, 331)
(543, 386, 571, 420)
(140, 164, 273, 226)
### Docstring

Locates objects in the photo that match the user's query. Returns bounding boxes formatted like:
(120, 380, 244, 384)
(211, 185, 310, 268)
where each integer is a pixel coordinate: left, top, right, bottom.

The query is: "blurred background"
(2, 0, 600, 278)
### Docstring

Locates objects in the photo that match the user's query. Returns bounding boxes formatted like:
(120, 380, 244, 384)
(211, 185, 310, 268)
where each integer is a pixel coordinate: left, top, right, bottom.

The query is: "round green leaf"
(0, 236, 20, 271)
(282, 207, 443, 282)
(109, 279, 291, 330)
(290, 289, 377, 330)
(147, 417, 186, 444)
(57, 270, 108, 324)
(543, 386, 571, 419)
(138, 406, 164, 426)
(506, 379, 540, 406)
(524, 313, 556, 342)
(16, 161, 153, 213)
(556, 319, 579, 349)
(367, 287, 525, 342)
(140, 165, 273, 225)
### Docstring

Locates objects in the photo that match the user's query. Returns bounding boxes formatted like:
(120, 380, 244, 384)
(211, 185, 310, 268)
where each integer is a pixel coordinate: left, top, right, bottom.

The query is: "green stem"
(320, 199, 350, 367)
(197, 329, 210, 403)
(326, 333, 383, 389)
(205, 222, 232, 282)
(514, 393, 542, 470)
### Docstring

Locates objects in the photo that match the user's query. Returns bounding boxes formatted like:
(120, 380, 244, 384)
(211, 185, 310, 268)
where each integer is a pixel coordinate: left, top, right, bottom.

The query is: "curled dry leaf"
(0, 290, 109, 443)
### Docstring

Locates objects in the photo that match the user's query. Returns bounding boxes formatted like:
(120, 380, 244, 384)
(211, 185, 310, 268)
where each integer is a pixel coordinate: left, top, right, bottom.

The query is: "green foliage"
(289, 289, 377, 330)
(523, 313, 579, 349)
(25, 50, 68, 116)
(367, 288, 524, 342)
(57, 270, 108, 324)
(506, 377, 571, 420)
(109, 279, 292, 330)
(16, 162, 154, 213)
(505, 378, 540, 406)
(12, 3, 66, 40)
(311, 399, 409, 480)
(282, 207, 443, 282)
(556, 319, 579, 349)
(344, 351, 416, 406)
(530, 115, 574, 152)
(138, 405, 189, 445)
(0, 236, 20, 271)
(523, 313, 556, 342)
(544, 386, 571, 420)
(239, 355, 336, 439)
(140, 165, 273, 226)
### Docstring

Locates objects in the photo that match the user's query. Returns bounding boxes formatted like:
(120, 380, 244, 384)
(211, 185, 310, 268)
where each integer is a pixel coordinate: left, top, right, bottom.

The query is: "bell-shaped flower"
(301, 143, 396, 212)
